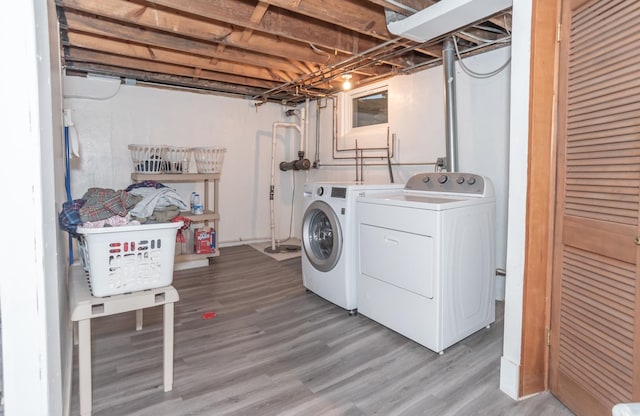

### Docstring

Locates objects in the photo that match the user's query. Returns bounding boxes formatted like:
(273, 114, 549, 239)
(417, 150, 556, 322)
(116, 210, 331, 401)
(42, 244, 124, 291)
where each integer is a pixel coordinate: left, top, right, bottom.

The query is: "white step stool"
(69, 265, 179, 416)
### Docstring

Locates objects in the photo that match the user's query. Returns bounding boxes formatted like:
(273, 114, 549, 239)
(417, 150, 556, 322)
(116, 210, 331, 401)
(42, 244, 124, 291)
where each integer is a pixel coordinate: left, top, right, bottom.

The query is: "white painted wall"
(455, 47, 511, 274)
(0, 0, 66, 414)
(500, 0, 533, 400)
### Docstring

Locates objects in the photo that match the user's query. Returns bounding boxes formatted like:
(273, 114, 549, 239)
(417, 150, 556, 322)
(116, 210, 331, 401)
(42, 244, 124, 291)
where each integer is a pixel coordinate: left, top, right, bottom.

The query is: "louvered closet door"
(550, 0, 640, 414)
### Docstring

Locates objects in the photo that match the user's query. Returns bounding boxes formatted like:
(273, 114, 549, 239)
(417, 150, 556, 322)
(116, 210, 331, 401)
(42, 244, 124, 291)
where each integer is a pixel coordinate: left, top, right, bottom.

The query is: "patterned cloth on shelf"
(79, 188, 141, 223)
(172, 216, 193, 244)
(58, 199, 86, 237)
(125, 180, 167, 191)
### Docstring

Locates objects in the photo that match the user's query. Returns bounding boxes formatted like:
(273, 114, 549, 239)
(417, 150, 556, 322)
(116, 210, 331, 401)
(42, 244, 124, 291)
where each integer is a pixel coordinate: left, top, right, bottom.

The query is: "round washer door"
(302, 200, 343, 272)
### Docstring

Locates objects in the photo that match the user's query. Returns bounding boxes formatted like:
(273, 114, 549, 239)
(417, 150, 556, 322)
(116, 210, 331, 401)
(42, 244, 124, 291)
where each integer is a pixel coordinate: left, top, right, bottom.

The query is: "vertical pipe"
(269, 123, 278, 252)
(314, 100, 321, 167)
(268, 122, 302, 252)
(304, 98, 310, 155)
(443, 37, 459, 173)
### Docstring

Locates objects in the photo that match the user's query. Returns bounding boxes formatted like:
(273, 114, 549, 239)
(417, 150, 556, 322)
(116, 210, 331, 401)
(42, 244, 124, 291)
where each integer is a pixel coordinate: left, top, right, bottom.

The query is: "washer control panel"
(406, 172, 485, 195)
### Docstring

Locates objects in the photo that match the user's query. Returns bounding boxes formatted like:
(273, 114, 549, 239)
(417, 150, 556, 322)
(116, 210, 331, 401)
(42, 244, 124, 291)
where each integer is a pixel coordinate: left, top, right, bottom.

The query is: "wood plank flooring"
(70, 245, 574, 416)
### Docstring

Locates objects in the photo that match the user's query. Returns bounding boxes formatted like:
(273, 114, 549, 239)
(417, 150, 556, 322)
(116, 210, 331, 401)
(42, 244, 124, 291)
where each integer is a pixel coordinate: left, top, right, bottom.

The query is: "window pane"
(352, 90, 388, 128)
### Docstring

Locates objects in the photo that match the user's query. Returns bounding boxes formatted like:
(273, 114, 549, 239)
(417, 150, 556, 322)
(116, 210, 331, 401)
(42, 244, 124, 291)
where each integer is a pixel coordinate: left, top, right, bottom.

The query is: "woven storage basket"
(164, 146, 192, 173)
(76, 222, 182, 297)
(193, 147, 226, 173)
(128, 144, 168, 174)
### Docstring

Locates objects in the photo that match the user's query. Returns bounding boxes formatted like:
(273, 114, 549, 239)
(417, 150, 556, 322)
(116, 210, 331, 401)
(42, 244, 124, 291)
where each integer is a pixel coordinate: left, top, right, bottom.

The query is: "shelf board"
(179, 210, 219, 222)
(174, 251, 220, 263)
(131, 172, 220, 182)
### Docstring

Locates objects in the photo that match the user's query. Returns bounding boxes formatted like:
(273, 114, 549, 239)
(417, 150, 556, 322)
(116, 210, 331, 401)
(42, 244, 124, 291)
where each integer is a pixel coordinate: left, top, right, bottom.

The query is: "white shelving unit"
(131, 172, 220, 264)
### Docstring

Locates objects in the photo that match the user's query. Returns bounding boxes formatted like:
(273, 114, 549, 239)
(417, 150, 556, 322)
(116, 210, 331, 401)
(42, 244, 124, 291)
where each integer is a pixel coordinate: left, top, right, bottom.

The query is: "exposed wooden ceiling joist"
(56, 0, 513, 103)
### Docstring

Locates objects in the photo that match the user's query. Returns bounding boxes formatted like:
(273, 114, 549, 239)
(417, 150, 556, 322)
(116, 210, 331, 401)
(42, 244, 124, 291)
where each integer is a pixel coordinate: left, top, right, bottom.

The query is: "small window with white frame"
(338, 83, 389, 152)
(352, 89, 388, 127)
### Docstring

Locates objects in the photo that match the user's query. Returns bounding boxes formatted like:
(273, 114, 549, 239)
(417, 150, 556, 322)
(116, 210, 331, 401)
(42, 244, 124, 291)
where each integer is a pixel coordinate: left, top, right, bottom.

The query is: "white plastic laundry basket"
(77, 222, 182, 297)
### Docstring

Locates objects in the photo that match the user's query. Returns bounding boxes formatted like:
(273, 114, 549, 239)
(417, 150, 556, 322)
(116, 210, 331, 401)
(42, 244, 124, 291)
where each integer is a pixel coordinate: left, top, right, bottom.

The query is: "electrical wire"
(63, 80, 122, 100)
(459, 30, 512, 44)
(453, 35, 511, 79)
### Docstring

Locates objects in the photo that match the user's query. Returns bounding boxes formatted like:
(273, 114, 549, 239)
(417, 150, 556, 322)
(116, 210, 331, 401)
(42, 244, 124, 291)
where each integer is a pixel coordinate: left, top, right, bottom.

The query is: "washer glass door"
(303, 200, 342, 272)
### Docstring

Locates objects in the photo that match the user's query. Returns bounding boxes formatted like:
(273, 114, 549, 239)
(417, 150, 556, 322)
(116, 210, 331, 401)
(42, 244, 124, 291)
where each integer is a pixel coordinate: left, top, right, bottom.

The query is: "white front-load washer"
(356, 172, 496, 353)
(302, 181, 403, 314)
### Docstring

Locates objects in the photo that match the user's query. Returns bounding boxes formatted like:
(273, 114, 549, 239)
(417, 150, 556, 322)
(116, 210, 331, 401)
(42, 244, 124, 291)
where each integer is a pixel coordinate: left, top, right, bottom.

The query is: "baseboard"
(499, 355, 520, 399)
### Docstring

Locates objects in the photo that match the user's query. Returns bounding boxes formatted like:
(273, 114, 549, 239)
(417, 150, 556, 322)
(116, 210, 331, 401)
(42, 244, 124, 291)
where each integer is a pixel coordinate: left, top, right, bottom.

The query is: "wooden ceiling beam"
(488, 12, 512, 33)
(256, 0, 442, 58)
(143, 0, 374, 54)
(65, 31, 297, 82)
(63, 11, 307, 74)
(58, 0, 347, 65)
(242, 1, 271, 41)
(64, 65, 280, 98)
(142, 0, 429, 66)
(260, 0, 390, 38)
(65, 48, 280, 89)
(55, 0, 511, 102)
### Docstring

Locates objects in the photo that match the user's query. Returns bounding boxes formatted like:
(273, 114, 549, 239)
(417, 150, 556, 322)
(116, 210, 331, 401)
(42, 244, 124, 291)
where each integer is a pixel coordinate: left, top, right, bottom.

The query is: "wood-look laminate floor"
(70, 245, 574, 416)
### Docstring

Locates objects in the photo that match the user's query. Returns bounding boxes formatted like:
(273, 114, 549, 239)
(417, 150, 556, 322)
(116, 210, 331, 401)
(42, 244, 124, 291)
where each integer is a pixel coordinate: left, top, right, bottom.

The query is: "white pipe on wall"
(304, 98, 310, 156)
(269, 122, 302, 252)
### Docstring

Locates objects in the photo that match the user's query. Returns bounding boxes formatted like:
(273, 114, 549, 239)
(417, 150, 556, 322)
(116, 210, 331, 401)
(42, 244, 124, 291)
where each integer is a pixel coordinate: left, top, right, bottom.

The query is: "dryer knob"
(438, 175, 448, 184)
(422, 176, 430, 183)
(456, 176, 465, 184)
(467, 177, 476, 185)
(317, 186, 324, 196)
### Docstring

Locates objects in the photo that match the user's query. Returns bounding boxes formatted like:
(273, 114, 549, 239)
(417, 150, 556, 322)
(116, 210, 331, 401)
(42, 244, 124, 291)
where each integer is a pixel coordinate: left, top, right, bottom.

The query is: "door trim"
(520, 0, 562, 396)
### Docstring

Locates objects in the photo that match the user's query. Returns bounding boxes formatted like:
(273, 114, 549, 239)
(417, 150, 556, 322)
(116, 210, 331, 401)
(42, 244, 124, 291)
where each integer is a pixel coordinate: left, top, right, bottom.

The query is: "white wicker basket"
(128, 144, 168, 174)
(76, 222, 182, 297)
(164, 146, 192, 174)
(193, 147, 226, 173)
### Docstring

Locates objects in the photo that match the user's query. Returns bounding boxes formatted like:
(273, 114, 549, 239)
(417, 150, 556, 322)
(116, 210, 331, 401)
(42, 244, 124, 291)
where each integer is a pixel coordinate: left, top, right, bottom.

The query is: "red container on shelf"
(194, 227, 213, 254)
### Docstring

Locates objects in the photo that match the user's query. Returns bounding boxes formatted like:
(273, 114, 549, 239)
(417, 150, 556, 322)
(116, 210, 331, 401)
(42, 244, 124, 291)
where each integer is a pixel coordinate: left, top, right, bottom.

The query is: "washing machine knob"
(317, 186, 324, 196)
(422, 176, 430, 183)
(456, 176, 465, 184)
(438, 174, 448, 184)
(467, 177, 476, 185)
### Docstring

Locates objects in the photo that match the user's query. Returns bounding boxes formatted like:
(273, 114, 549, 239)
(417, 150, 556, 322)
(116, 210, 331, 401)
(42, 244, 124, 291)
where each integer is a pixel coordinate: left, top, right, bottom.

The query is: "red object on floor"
(202, 311, 217, 320)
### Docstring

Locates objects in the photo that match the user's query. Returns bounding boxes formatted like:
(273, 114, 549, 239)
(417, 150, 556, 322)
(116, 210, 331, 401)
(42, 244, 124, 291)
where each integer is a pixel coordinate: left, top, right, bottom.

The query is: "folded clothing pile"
(59, 180, 188, 237)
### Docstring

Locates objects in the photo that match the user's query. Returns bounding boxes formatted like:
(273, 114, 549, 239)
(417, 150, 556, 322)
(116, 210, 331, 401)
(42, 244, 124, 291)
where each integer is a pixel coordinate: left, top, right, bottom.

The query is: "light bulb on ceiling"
(341, 74, 352, 90)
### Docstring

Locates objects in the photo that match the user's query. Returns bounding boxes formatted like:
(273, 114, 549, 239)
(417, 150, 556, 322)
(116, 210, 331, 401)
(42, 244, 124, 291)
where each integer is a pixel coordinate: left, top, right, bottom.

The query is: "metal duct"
(386, 0, 512, 43)
(443, 38, 458, 173)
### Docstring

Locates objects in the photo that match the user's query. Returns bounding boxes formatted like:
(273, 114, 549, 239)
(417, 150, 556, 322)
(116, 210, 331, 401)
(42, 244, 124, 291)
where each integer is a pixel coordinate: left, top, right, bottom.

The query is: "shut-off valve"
(280, 151, 311, 171)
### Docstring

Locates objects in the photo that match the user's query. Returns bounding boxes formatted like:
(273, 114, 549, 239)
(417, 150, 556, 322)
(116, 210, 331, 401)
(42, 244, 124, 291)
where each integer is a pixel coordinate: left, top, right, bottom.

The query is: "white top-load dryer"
(356, 172, 496, 353)
(302, 182, 404, 314)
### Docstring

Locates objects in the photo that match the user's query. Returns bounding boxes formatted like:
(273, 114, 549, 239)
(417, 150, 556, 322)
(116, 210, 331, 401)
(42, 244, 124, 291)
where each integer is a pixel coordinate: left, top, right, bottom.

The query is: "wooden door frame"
(519, 0, 561, 397)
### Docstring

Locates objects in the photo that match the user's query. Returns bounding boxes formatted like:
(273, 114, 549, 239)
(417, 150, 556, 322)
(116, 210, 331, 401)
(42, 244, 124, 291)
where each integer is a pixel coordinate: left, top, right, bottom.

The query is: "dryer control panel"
(404, 173, 485, 195)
